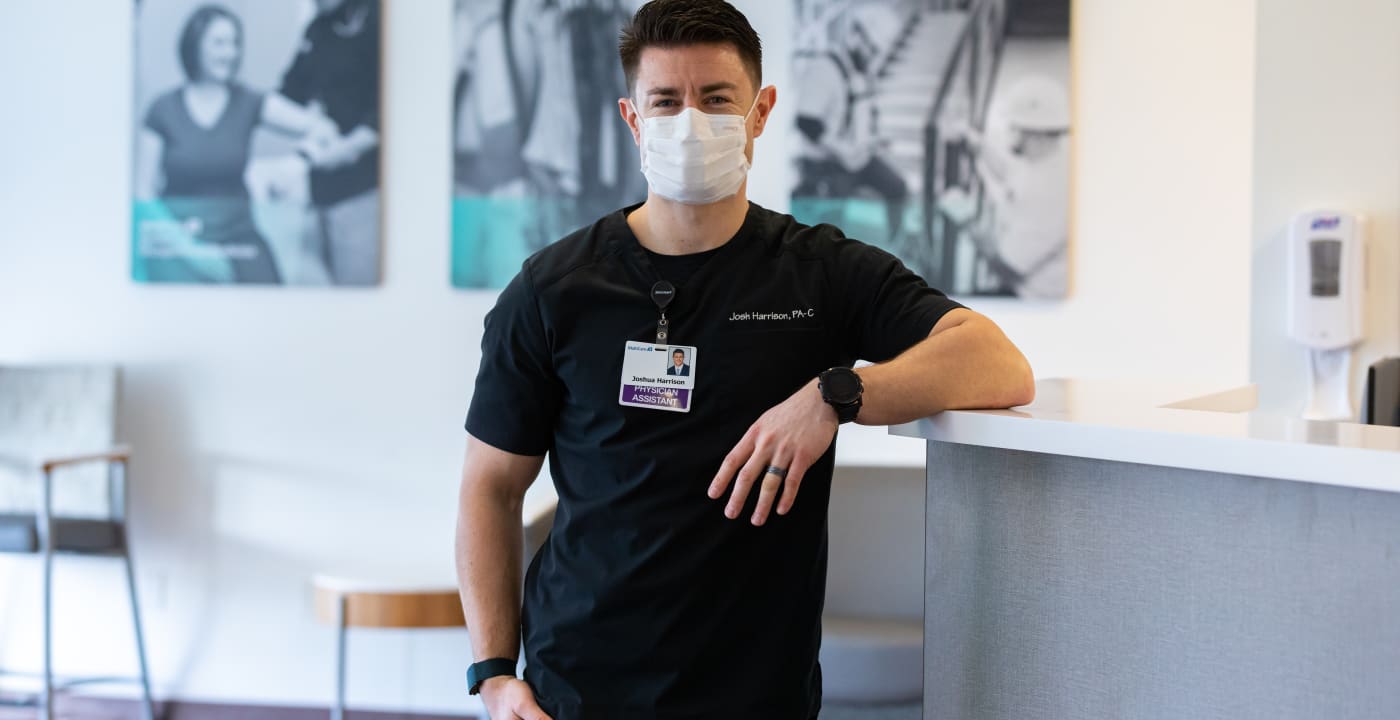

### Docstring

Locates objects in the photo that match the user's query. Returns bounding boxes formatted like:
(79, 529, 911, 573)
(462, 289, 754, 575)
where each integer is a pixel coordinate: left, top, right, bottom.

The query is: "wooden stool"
(312, 575, 465, 720)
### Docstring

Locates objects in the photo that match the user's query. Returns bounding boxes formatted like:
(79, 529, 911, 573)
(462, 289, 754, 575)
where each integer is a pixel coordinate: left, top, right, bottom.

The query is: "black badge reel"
(651, 280, 675, 344)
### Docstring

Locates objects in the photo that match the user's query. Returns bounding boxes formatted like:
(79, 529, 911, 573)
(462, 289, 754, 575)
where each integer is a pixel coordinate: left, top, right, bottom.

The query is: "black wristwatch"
(818, 367, 863, 424)
(467, 657, 518, 695)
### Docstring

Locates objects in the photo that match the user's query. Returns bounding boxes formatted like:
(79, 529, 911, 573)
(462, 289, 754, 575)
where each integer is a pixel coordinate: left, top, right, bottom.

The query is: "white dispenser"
(1286, 210, 1366, 421)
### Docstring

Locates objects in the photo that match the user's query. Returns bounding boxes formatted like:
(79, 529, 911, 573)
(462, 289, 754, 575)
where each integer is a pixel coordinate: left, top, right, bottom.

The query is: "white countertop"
(890, 378, 1400, 493)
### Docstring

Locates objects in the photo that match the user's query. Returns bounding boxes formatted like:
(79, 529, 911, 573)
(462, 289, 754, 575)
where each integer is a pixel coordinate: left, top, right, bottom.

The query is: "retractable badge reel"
(652, 281, 675, 343)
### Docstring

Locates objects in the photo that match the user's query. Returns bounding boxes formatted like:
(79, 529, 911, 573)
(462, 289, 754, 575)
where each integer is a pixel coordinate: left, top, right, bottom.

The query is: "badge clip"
(651, 281, 675, 344)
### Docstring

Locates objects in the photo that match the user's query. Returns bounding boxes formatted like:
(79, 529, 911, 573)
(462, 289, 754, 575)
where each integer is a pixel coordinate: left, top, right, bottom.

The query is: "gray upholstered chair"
(0, 366, 155, 720)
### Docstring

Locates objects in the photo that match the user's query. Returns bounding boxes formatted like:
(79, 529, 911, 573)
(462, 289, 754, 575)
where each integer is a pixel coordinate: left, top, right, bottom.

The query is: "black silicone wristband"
(467, 658, 518, 695)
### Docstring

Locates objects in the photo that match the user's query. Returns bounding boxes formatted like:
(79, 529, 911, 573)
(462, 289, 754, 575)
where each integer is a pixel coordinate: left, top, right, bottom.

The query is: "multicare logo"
(1310, 216, 1342, 230)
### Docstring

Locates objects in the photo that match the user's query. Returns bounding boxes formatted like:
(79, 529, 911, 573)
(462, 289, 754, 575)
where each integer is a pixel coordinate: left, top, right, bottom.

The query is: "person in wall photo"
(940, 74, 1071, 299)
(134, 3, 339, 284)
(279, 0, 383, 286)
(456, 1, 1033, 719)
(793, 2, 909, 248)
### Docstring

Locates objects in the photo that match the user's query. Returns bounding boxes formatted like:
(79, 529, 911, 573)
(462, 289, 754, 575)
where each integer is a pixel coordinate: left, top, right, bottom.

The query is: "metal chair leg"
(123, 551, 157, 720)
(332, 593, 347, 720)
(40, 469, 55, 720)
(41, 547, 54, 720)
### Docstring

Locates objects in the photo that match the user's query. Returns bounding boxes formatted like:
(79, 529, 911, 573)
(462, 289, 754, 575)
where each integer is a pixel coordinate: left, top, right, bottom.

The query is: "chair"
(0, 366, 156, 720)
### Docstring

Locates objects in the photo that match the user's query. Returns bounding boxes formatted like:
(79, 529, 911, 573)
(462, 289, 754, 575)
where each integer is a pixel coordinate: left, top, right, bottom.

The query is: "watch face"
(822, 369, 861, 403)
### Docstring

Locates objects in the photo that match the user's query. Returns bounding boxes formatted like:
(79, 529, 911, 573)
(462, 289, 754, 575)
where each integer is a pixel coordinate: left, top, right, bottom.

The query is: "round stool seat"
(312, 574, 464, 629)
(819, 614, 922, 704)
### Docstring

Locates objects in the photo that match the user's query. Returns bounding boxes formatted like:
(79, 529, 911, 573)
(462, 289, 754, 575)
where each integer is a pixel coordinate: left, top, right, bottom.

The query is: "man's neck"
(627, 187, 750, 256)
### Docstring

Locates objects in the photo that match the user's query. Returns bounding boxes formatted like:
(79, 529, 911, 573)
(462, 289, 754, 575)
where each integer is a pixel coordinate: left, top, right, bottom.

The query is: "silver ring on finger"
(764, 465, 789, 480)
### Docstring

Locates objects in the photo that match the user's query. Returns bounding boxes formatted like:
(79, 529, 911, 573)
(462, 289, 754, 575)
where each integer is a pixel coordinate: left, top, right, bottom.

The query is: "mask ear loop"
(744, 88, 764, 120)
(629, 98, 648, 171)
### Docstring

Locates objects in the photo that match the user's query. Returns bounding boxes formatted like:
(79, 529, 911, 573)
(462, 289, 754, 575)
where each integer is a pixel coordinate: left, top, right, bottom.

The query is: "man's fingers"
(724, 442, 771, 519)
(751, 448, 792, 526)
(750, 445, 795, 523)
(776, 453, 813, 516)
(709, 429, 757, 499)
(513, 695, 552, 720)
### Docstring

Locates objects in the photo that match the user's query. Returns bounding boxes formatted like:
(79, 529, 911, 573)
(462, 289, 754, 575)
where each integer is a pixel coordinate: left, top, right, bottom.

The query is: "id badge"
(618, 341, 697, 413)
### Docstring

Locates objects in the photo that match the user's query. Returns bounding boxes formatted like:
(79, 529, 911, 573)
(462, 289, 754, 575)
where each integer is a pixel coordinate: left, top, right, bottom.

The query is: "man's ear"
(618, 97, 642, 146)
(752, 85, 778, 139)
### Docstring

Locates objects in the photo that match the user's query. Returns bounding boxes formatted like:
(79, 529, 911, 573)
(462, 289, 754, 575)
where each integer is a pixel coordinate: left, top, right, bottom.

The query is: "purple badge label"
(621, 384, 691, 412)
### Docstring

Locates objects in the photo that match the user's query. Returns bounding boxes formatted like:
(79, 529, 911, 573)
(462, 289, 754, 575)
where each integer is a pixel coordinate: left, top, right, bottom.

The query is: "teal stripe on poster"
(131, 198, 308, 285)
(789, 197, 905, 256)
(451, 195, 592, 289)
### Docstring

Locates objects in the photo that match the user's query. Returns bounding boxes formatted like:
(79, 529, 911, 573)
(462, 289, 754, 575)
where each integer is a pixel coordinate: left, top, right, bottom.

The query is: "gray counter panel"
(925, 441, 1400, 719)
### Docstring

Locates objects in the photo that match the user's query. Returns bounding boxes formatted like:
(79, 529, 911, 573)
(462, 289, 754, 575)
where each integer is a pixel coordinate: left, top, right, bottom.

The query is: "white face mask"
(631, 95, 758, 205)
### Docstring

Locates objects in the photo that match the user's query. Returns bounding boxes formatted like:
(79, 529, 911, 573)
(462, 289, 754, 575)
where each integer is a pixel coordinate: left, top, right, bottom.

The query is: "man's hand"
(480, 677, 553, 720)
(301, 133, 357, 170)
(709, 378, 838, 526)
(301, 125, 378, 170)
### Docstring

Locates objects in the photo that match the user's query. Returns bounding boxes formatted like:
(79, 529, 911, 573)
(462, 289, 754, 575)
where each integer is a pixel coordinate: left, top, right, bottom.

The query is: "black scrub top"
(466, 202, 963, 720)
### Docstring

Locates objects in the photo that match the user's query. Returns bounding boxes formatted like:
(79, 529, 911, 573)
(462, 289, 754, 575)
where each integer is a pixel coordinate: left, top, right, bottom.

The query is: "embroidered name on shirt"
(729, 308, 817, 322)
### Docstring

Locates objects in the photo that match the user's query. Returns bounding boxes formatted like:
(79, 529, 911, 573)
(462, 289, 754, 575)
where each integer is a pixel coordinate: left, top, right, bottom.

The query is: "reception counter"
(891, 379, 1400, 720)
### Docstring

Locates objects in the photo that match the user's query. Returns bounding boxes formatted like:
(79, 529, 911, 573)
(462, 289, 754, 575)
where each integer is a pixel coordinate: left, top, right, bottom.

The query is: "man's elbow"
(1002, 354, 1035, 408)
(963, 315, 1034, 409)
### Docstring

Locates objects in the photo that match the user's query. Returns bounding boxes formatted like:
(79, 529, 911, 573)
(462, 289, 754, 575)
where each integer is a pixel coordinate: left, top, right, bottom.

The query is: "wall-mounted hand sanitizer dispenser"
(1286, 210, 1366, 420)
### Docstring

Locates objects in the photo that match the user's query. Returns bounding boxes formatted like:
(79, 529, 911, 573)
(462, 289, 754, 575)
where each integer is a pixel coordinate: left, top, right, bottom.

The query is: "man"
(282, 0, 381, 286)
(456, 2, 1034, 719)
(667, 349, 690, 376)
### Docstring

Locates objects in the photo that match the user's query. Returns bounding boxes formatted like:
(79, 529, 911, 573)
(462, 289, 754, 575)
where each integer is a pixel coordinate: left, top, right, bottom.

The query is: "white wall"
(985, 0, 1256, 387)
(0, 0, 1257, 714)
(1251, 0, 1400, 417)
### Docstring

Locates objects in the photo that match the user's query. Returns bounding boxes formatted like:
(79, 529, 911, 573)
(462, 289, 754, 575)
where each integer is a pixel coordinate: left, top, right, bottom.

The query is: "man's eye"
(706, 96, 731, 105)
(654, 99, 676, 108)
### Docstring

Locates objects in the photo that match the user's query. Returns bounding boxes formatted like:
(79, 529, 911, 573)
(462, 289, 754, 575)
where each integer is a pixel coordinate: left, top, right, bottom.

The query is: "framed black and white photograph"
(132, 0, 382, 286)
(791, 0, 1071, 299)
(450, 0, 648, 289)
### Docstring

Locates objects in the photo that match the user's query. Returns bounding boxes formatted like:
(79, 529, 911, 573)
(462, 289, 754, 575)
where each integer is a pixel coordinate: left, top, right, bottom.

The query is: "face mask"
(632, 95, 758, 205)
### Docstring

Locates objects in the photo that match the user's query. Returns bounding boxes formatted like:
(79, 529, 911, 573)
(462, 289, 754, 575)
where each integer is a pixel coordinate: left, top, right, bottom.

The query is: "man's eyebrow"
(644, 82, 740, 97)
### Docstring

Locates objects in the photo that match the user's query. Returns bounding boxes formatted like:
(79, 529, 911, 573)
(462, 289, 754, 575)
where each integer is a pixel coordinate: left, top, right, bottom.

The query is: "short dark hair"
(618, 0, 762, 96)
(673, 349, 685, 356)
(178, 4, 242, 82)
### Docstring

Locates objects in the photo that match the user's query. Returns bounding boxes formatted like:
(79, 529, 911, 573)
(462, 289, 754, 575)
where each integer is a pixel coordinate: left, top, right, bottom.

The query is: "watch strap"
(834, 396, 862, 423)
(467, 657, 518, 695)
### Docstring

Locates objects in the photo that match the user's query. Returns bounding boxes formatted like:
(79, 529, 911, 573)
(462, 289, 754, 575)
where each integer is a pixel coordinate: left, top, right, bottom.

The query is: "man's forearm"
(854, 310, 1034, 425)
(456, 483, 526, 662)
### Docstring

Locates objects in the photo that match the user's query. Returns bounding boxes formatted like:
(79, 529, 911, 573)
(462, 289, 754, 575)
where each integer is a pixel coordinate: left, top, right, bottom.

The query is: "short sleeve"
(230, 84, 267, 135)
(827, 234, 965, 363)
(279, 38, 315, 105)
(465, 264, 562, 456)
(142, 95, 171, 140)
